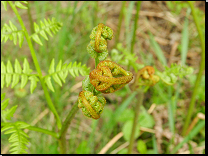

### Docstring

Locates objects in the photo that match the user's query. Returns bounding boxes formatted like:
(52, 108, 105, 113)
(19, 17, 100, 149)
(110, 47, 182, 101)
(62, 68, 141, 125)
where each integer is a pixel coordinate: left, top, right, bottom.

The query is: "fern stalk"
(130, 1, 141, 54)
(127, 88, 144, 154)
(114, 1, 126, 47)
(8, 1, 62, 130)
(182, 1, 205, 136)
(27, 126, 59, 138)
(58, 102, 79, 154)
(26, 2, 34, 34)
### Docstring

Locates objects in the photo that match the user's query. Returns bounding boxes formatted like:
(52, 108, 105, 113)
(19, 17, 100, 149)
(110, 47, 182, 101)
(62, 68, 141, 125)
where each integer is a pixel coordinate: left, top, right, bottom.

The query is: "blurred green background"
(1, 1, 205, 154)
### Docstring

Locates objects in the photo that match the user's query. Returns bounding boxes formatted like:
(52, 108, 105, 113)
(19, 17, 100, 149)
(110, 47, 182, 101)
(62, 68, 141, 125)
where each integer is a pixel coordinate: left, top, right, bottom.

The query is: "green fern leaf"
(28, 75, 39, 93)
(44, 59, 90, 92)
(15, 1, 28, 9)
(17, 31, 24, 47)
(1, 62, 6, 88)
(11, 59, 21, 88)
(1, 122, 30, 154)
(1, 98, 9, 110)
(6, 60, 13, 87)
(1, 93, 6, 101)
(1, 59, 39, 92)
(1, 1, 7, 11)
(156, 63, 194, 85)
(2, 105, 18, 120)
(31, 34, 43, 46)
(30, 17, 63, 45)
(1, 21, 24, 47)
(45, 76, 55, 92)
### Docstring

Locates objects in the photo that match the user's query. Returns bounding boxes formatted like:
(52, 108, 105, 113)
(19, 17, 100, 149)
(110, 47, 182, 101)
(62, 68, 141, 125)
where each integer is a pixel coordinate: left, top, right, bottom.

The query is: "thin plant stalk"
(58, 102, 79, 154)
(27, 2, 34, 34)
(127, 89, 144, 154)
(8, 2, 62, 130)
(182, 1, 205, 136)
(114, 1, 126, 47)
(95, 57, 99, 68)
(130, 1, 142, 54)
(26, 126, 59, 139)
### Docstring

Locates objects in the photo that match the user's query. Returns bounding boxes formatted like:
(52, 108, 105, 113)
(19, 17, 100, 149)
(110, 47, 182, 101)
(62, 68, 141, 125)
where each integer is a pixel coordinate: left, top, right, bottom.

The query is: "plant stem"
(182, 1, 205, 136)
(114, 1, 126, 47)
(95, 57, 99, 68)
(8, 1, 62, 130)
(58, 102, 79, 154)
(27, 2, 34, 34)
(26, 126, 59, 139)
(128, 88, 144, 154)
(130, 1, 141, 54)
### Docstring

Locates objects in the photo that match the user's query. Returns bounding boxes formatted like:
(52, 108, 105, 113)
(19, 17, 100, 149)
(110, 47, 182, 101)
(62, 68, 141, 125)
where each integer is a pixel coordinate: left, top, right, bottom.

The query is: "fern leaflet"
(1, 93, 30, 154)
(1, 58, 39, 93)
(30, 17, 63, 45)
(1, 21, 24, 47)
(1, 1, 28, 11)
(44, 59, 90, 92)
(1, 122, 30, 154)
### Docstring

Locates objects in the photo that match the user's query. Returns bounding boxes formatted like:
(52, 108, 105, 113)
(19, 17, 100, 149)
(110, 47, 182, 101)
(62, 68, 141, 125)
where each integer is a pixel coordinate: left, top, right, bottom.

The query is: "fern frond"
(1, 121, 30, 154)
(1, 21, 24, 47)
(30, 17, 63, 45)
(1, 1, 8, 11)
(156, 63, 194, 85)
(14, 1, 28, 10)
(1, 93, 30, 154)
(1, 58, 39, 93)
(44, 59, 90, 92)
(1, 93, 17, 120)
(2, 1, 28, 11)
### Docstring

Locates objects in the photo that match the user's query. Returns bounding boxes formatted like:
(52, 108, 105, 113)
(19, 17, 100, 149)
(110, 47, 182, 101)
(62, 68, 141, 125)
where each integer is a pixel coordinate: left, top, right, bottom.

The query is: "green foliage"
(111, 43, 144, 72)
(76, 141, 91, 154)
(188, 75, 205, 102)
(139, 106, 155, 128)
(137, 139, 147, 154)
(1, 58, 39, 93)
(87, 23, 113, 61)
(1, 1, 28, 11)
(44, 59, 90, 92)
(1, 93, 17, 121)
(156, 63, 194, 85)
(1, 20, 24, 48)
(1, 93, 30, 154)
(166, 1, 189, 15)
(82, 76, 101, 95)
(122, 120, 140, 141)
(30, 18, 63, 46)
(148, 31, 167, 66)
(1, 122, 30, 154)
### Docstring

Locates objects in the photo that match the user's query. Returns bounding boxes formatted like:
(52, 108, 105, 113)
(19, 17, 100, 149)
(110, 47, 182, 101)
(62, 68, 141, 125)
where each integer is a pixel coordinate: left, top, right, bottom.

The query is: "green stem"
(130, 1, 141, 54)
(27, 2, 34, 34)
(26, 126, 59, 139)
(58, 102, 79, 154)
(8, 1, 62, 130)
(182, 1, 205, 136)
(128, 89, 144, 154)
(95, 57, 99, 68)
(114, 1, 126, 47)
(172, 120, 205, 153)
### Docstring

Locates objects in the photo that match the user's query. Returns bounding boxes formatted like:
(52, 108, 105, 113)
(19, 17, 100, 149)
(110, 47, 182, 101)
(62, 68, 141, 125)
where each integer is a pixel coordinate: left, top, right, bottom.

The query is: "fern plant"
(1, 1, 89, 154)
(1, 1, 195, 154)
(1, 93, 30, 154)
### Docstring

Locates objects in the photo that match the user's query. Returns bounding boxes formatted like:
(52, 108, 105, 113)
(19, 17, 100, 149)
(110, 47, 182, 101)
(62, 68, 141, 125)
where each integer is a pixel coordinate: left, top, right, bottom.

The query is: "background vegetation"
(1, 1, 205, 154)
